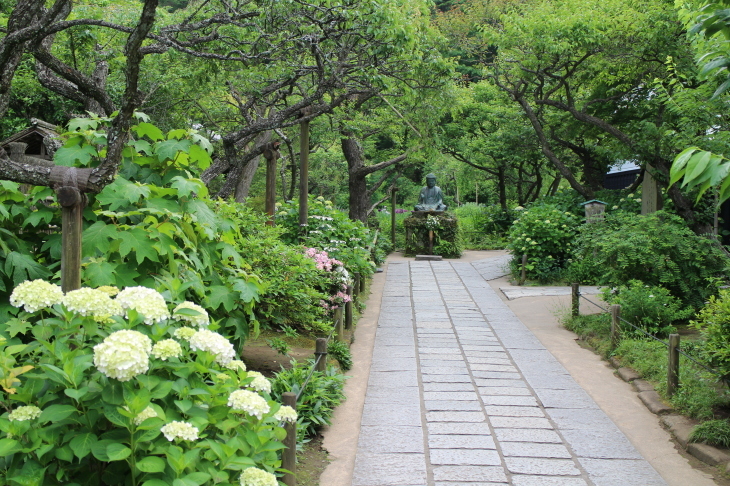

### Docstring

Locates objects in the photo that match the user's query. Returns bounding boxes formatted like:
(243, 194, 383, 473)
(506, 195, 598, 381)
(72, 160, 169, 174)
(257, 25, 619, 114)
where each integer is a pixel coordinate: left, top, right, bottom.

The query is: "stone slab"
(429, 448, 501, 466)
(428, 434, 496, 450)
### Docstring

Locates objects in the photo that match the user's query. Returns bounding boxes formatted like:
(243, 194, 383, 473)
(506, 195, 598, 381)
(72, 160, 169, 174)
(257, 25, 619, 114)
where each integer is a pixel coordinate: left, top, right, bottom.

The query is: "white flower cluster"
(93, 330, 151, 381)
(96, 286, 120, 296)
(173, 301, 209, 327)
(132, 406, 158, 425)
(273, 405, 297, 424)
(10, 280, 63, 312)
(228, 389, 270, 419)
(151, 339, 183, 361)
(115, 286, 170, 325)
(245, 371, 272, 394)
(225, 360, 247, 372)
(160, 421, 199, 441)
(174, 327, 197, 341)
(189, 329, 235, 366)
(8, 405, 42, 422)
(239, 467, 278, 486)
(63, 288, 123, 320)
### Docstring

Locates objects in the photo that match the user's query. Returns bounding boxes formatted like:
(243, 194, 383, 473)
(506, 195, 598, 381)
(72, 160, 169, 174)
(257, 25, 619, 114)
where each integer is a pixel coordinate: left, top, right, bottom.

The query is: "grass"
(563, 312, 730, 428)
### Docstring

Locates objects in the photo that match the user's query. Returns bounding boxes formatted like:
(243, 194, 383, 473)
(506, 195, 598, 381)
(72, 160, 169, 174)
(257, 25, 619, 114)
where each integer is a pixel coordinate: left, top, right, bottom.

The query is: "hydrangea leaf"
(69, 432, 98, 459)
(136, 456, 166, 473)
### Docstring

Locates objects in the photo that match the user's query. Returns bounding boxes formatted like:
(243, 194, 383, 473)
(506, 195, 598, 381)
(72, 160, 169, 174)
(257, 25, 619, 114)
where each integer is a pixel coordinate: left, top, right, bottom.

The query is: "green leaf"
(102, 381, 124, 405)
(232, 279, 259, 303)
(182, 472, 211, 485)
(154, 139, 192, 162)
(171, 176, 206, 199)
(106, 443, 132, 461)
(96, 177, 151, 210)
(136, 456, 166, 473)
(683, 150, 713, 187)
(188, 144, 212, 169)
(69, 432, 97, 459)
(4, 318, 31, 337)
(207, 285, 236, 312)
(143, 480, 170, 486)
(118, 228, 160, 265)
(91, 440, 115, 461)
(84, 261, 119, 287)
(23, 209, 55, 228)
(172, 479, 198, 486)
(54, 144, 97, 166)
(0, 438, 21, 456)
(135, 122, 165, 142)
(82, 221, 119, 256)
(4, 251, 52, 286)
(39, 404, 78, 423)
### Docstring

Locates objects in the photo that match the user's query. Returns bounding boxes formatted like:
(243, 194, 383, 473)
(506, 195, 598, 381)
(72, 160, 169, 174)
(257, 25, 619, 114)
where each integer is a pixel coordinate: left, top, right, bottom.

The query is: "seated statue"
(414, 173, 448, 211)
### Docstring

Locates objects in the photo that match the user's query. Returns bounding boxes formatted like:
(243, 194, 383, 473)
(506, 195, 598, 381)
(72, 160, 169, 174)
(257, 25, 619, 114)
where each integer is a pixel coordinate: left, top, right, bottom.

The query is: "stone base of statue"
(404, 211, 460, 258)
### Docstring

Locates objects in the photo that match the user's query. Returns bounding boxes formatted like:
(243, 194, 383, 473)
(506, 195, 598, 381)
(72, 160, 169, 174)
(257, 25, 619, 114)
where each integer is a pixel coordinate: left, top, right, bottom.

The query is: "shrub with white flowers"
(172, 301, 210, 327)
(0, 281, 288, 485)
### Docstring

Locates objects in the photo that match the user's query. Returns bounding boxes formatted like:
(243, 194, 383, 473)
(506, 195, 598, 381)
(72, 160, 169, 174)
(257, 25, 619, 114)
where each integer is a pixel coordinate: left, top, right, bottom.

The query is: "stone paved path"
(352, 259, 667, 486)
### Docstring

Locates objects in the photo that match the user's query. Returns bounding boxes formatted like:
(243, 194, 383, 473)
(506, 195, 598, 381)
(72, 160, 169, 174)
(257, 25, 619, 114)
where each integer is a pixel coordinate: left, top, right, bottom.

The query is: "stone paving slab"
(352, 258, 667, 486)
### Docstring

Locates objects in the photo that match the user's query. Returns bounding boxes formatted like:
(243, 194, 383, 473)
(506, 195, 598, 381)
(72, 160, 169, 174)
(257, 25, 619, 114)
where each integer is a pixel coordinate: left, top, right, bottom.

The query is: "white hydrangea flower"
(115, 286, 170, 325)
(273, 405, 297, 424)
(189, 329, 236, 366)
(172, 301, 209, 327)
(63, 288, 123, 320)
(228, 389, 270, 419)
(10, 280, 63, 312)
(8, 405, 42, 422)
(160, 421, 199, 441)
(173, 327, 197, 341)
(239, 467, 277, 486)
(226, 360, 247, 372)
(245, 371, 272, 394)
(132, 406, 158, 426)
(151, 339, 183, 361)
(93, 330, 151, 381)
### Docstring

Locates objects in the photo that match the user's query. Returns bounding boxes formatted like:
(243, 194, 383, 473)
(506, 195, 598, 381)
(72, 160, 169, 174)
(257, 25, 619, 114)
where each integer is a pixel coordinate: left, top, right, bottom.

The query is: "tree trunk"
(498, 166, 507, 210)
(342, 135, 369, 223)
(234, 129, 271, 202)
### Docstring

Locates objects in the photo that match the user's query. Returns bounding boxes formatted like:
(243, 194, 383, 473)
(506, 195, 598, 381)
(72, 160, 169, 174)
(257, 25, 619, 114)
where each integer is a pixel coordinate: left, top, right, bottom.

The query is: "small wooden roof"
(0, 118, 60, 160)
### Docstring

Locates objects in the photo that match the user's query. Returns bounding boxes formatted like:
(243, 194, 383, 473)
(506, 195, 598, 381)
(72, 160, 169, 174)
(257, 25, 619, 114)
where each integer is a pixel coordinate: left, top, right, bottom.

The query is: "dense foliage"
(567, 211, 728, 308)
(507, 204, 580, 283)
(0, 282, 290, 486)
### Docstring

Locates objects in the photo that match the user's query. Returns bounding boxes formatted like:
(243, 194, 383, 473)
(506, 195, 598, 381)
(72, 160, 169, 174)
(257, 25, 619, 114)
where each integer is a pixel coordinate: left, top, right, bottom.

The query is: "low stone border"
(608, 358, 730, 471)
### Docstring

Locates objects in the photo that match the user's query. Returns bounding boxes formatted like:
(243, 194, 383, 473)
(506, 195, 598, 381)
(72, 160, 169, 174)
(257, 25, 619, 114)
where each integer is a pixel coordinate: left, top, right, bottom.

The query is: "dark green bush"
(567, 211, 728, 308)
(689, 419, 730, 448)
(602, 280, 692, 337)
(327, 340, 353, 371)
(507, 204, 581, 282)
(691, 289, 730, 377)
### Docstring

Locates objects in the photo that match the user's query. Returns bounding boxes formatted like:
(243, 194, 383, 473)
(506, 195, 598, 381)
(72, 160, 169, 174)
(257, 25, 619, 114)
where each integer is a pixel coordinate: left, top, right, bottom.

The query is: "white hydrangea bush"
(1, 281, 289, 485)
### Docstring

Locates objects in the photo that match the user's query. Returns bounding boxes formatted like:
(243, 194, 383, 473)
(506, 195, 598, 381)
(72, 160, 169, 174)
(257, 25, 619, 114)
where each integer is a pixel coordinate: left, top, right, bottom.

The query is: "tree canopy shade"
(0, 0, 449, 207)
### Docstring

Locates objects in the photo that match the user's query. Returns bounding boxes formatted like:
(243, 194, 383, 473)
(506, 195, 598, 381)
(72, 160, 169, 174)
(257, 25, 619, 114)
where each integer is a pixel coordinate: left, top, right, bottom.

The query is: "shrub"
(0, 281, 290, 485)
(270, 361, 346, 443)
(689, 419, 730, 448)
(506, 204, 581, 282)
(602, 280, 692, 337)
(276, 197, 375, 279)
(567, 211, 728, 308)
(452, 204, 511, 250)
(691, 289, 730, 377)
(327, 340, 353, 371)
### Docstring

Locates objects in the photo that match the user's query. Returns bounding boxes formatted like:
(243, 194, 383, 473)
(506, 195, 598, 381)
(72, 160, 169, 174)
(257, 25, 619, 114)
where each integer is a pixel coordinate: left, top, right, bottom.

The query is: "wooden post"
(519, 254, 528, 286)
(668, 333, 680, 398)
(428, 229, 434, 255)
(610, 304, 621, 349)
(571, 283, 580, 318)
(315, 338, 327, 372)
(334, 307, 344, 343)
(263, 142, 280, 226)
(641, 163, 663, 215)
(282, 392, 297, 486)
(59, 189, 86, 293)
(359, 274, 365, 294)
(391, 188, 397, 250)
(353, 273, 360, 301)
(298, 109, 312, 234)
(345, 285, 353, 330)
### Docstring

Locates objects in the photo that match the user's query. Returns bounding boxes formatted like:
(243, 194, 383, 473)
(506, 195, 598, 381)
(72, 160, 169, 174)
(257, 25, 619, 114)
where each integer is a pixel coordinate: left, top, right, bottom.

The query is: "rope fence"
(571, 283, 725, 399)
(281, 288, 356, 485)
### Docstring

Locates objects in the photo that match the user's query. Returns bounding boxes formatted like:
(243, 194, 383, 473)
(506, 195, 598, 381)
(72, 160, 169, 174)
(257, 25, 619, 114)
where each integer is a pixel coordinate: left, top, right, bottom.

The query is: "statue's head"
(425, 173, 436, 188)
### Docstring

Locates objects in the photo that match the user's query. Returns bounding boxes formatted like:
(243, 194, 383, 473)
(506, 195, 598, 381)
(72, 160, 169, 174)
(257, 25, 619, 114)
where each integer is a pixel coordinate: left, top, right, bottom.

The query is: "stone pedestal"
(404, 211, 460, 258)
